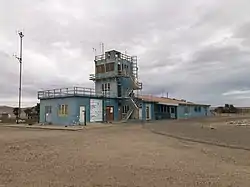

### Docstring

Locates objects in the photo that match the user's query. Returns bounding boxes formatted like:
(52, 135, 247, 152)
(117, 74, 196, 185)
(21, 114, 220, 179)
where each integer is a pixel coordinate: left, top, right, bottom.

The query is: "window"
(107, 83, 110, 91)
(96, 64, 105, 73)
(59, 104, 68, 116)
(194, 106, 201, 112)
(106, 62, 115, 72)
(104, 83, 107, 91)
(102, 83, 110, 91)
(198, 106, 201, 112)
(100, 64, 105, 72)
(160, 105, 167, 113)
(184, 106, 189, 114)
(96, 65, 101, 73)
(122, 105, 129, 113)
(45, 106, 52, 114)
(194, 106, 197, 112)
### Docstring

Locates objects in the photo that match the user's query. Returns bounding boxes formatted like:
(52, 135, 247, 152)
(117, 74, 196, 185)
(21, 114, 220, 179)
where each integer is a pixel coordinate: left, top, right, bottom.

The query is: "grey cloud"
(1, 0, 250, 107)
(140, 42, 250, 106)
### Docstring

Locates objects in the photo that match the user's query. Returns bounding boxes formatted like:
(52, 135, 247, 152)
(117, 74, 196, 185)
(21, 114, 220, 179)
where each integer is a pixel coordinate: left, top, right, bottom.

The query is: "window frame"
(107, 83, 110, 91)
(59, 104, 68, 116)
(106, 62, 115, 72)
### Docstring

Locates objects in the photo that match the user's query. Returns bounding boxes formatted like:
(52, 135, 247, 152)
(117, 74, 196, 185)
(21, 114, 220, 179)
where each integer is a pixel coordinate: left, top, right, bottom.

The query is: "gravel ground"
(0, 118, 250, 187)
(146, 116, 250, 150)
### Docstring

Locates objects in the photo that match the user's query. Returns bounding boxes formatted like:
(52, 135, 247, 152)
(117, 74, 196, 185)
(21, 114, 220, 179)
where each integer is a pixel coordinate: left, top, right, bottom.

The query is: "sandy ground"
(0, 117, 250, 187)
(147, 116, 250, 150)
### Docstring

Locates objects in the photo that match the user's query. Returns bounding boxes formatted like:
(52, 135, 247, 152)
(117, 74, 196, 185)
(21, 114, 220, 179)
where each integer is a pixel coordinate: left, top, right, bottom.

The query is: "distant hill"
(0, 106, 13, 114)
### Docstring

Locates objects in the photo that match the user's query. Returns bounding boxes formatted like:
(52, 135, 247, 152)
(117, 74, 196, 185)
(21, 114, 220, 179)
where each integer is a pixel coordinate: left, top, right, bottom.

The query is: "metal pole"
(104, 89, 107, 123)
(17, 31, 24, 123)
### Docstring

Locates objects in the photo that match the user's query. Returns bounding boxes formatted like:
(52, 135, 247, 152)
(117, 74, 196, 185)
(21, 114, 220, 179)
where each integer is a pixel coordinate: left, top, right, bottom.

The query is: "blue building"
(38, 50, 210, 125)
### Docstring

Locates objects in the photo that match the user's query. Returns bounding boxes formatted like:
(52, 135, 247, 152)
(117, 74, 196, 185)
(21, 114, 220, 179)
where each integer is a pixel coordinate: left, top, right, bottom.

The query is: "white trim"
(158, 102, 178, 106)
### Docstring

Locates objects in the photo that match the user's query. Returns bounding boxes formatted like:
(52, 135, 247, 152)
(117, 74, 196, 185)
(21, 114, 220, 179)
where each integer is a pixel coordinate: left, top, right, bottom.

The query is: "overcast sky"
(1, 0, 250, 107)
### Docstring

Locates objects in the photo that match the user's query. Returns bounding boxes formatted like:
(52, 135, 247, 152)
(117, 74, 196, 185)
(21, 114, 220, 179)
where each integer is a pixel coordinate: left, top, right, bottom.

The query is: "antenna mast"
(15, 31, 24, 123)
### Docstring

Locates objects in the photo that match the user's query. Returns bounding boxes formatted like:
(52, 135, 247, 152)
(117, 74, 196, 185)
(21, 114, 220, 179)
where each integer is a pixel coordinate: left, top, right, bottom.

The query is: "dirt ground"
(0, 116, 250, 187)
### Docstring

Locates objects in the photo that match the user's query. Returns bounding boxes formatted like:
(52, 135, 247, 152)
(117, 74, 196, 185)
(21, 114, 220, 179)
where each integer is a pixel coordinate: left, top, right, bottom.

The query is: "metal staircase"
(121, 56, 142, 121)
(122, 89, 140, 121)
(131, 56, 142, 90)
(129, 75, 142, 90)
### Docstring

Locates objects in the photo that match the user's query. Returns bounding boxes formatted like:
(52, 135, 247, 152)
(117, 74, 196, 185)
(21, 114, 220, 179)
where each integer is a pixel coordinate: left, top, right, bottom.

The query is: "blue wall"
(141, 102, 155, 120)
(154, 104, 177, 120)
(40, 96, 119, 125)
(177, 104, 210, 119)
(40, 97, 82, 126)
(119, 77, 133, 97)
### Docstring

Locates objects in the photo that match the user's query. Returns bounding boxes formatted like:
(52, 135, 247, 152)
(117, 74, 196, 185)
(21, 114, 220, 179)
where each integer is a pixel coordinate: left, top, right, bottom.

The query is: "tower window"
(106, 62, 115, 72)
(107, 83, 110, 90)
(96, 64, 105, 73)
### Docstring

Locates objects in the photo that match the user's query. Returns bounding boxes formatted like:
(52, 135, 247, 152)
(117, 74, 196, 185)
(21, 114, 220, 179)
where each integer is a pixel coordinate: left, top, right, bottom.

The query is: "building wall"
(40, 96, 120, 125)
(177, 105, 210, 119)
(94, 77, 133, 98)
(40, 97, 81, 125)
(94, 51, 134, 99)
(120, 77, 133, 97)
(154, 104, 177, 120)
(141, 102, 155, 120)
(95, 79, 118, 97)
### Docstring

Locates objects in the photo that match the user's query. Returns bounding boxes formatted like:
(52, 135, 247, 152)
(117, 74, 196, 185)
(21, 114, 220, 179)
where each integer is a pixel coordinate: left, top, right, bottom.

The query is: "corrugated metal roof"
(137, 95, 210, 106)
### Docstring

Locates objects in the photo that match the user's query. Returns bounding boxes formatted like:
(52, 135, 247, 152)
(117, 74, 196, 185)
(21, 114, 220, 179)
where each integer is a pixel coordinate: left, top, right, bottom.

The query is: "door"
(45, 106, 52, 123)
(170, 107, 176, 119)
(79, 106, 85, 124)
(106, 106, 114, 121)
(45, 113, 52, 123)
(145, 104, 152, 120)
(146, 106, 150, 120)
(139, 108, 142, 120)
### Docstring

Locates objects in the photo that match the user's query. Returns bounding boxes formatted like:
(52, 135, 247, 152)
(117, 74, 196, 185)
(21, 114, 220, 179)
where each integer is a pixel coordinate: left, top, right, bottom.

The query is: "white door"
(79, 106, 85, 124)
(45, 113, 52, 123)
(139, 108, 142, 120)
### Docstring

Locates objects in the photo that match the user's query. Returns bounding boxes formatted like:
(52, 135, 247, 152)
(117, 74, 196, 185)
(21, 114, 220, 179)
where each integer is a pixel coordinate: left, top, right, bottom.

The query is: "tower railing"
(95, 53, 132, 62)
(38, 87, 117, 99)
(89, 70, 131, 81)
